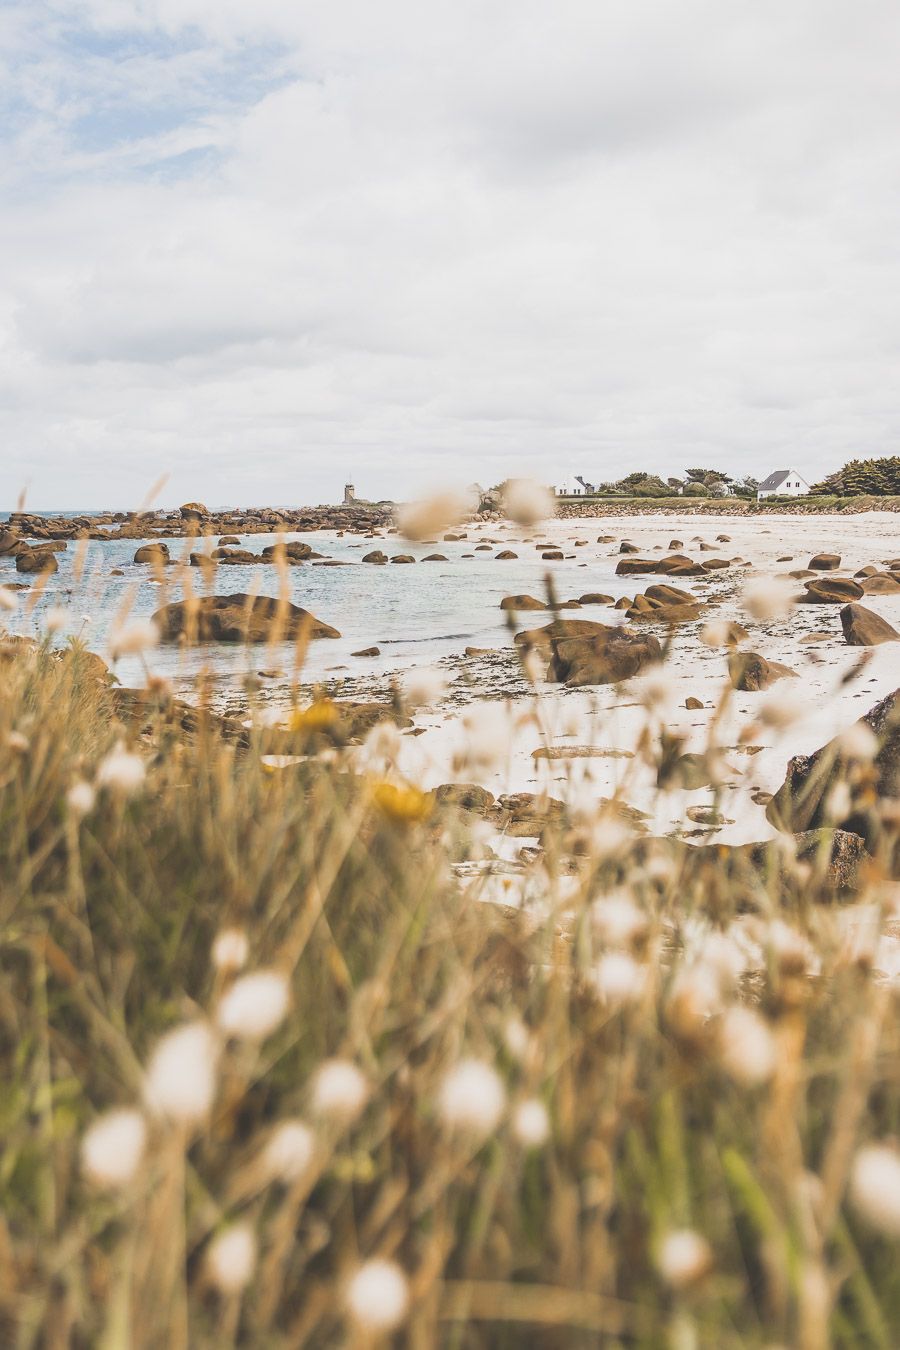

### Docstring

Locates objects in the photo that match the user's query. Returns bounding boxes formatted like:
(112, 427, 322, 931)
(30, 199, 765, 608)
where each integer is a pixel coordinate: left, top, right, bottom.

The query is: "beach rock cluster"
(151, 594, 340, 643)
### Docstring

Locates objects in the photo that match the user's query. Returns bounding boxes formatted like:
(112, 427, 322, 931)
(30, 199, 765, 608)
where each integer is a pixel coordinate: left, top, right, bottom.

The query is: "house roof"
(758, 469, 802, 491)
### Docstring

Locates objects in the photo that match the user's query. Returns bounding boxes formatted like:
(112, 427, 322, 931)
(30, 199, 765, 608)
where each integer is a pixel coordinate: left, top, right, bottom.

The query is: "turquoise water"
(1, 527, 631, 692)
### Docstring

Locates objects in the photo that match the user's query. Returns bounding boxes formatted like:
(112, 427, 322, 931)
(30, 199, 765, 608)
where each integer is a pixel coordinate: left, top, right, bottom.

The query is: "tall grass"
(0, 627, 898, 1347)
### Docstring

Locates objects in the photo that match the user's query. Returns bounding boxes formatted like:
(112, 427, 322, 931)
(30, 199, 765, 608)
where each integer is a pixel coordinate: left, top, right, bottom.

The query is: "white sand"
(382, 511, 900, 849)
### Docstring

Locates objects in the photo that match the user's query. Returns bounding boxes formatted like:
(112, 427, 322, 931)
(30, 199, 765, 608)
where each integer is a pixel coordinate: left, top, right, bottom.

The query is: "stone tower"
(343, 482, 355, 505)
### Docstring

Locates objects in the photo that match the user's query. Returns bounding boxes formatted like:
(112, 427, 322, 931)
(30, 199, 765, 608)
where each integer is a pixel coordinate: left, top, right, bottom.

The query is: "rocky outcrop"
(802, 576, 864, 604)
(15, 548, 58, 574)
(840, 603, 899, 646)
(728, 651, 797, 691)
(500, 595, 547, 611)
(151, 594, 340, 643)
(134, 543, 170, 565)
(808, 553, 840, 570)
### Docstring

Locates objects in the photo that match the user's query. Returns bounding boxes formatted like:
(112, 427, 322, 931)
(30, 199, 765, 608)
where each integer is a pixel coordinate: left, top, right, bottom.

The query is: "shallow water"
(1, 526, 633, 694)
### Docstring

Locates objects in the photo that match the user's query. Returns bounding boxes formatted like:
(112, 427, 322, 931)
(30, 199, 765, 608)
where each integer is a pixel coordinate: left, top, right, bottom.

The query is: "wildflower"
(361, 720, 403, 766)
(591, 952, 647, 1007)
(403, 668, 447, 707)
(641, 673, 678, 710)
(825, 782, 852, 820)
(397, 490, 470, 542)
(66, 780, 96, 818)
(372, 781, 433, 823)
(717, 1006, 776, 1087)
(849, 1144, 900, 1236)
(741, 577, 795, 622)
(521, 649, 545, 684)
(838, 722, 879, 761)
(458, 702, 513, 772)
(657, 1229, 713, 1288)
(263, 1119, 316, 1183)
(96, 744, 145, 796)
(44, 606, 67, 634)
(6, 731, 29, 754)
(502, 479, 554, 526)
(289, 699, 338, 732)
(0, 587, 17, 612)
(144, 1021, 219, 1123)
(207, 1223, 257, 1295)
(216, 969, 290, 1042)
(592, 892, 648, 949)
(346, 1258, 410, 1333)
(512, 1098, 550, 1148)
(312, 1059, 368, 1123)
(211, 928, 249, 973)
(81, 1108, 147, 1187)
(438, 1059, 506, 1138)
(758, 688, 807, 730)
(667, 962, 724, 1038)
(699, 618, 738, 648)
(503, 1016, 532, 1062)
(108, 617, 160, 660)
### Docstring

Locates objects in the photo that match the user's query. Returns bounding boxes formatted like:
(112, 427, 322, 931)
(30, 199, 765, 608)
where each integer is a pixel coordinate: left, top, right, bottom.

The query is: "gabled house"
(757, 469, 810, 500)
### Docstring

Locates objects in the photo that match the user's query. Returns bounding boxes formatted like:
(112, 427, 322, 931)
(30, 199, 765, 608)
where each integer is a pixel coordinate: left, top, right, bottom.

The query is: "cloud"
(1, 1, 899, 506)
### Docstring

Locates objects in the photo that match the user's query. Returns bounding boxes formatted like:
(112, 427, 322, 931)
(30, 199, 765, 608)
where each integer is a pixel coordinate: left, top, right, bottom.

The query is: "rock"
(495, 550, 518, 560)
(218, 535, 241, 546)
(860, 573, 900, 595)
(0, 529, 22, 556)
(809, 553, 841, 570)
(261, 541, 313, 562)
(152, 593, 340, 643)
(180, 501, 209, 519)
(629, 603, 702, 625)
(422, 553, 448, 562)
(134, 543, 170, 565)
(799, 631, 831, 644)
(495, 791, 567, 837)
(728, 651, 797, 691)
(767, 688, 900, 843)
(434, 783, 496, 814)
(363, 550, 388, 564)
(16, 548, 58, 574)
(391, 555, 416, 563)
(802, 576, 865, 604)
(351, 646, 381, 657)
(578, 593, 614, 605)
(685, 696, 704, 710)
(668, 539, 683, 549)
(700, 557, 731, 571)
(501, 595, 547, 611)
(840, 603, 899, 646)
(216, 549, 262, 564)
(679, 829, 867, 901)
(644, 583, 698, 606)
(516, 619, 662, 687)
(716, 534, 731, 543)
(619, 542, 640, 553)
(541, 550, 564, 561)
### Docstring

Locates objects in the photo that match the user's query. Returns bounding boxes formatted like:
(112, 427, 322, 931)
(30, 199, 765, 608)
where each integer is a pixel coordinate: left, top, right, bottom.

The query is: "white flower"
(825, 782, 852, 820)
(346, 1258, 410, 1332)
(217, 969, 290, 1041)
(207, 1223, 257, 1295)
(66, 780, 96, 818)
(512, 1098, 550, 1148)
(263, 1119, 316, 1183)
(211, 928, 249, 973)
(698, 618, 736, 649)
(503, 1016, 532, 1063)
(438, 1059, 505, 1137)
(0, 587, 17, 612)
(96, 744, 145, 796)
(758, 688, 807, 730)
(641, 673, 678, 710)
(838, 722, 879, 761)
(591, 952, 647, 1007)
(458, 702, 513, 772)
(657, 1229, 713, 1288)
(144, 1021, 219, 1123)
(44, 606, 67, 634)
(6, 730, 29, 754)
(311, 1059, 368, 1123)
(502, 479, 554, 526)
(81, 1108, 147, 1187)
(592, 892, 648, 949)
(404, 668, 447, 707)
(741, 577, 795, 622)
(849, 1144, 900, 1236)
(717, 1006, 776, 1087)
(108, 617, 160, 660)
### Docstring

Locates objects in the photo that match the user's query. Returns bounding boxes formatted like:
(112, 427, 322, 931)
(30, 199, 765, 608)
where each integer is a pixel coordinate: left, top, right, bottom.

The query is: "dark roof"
(758, 469, 793, 491)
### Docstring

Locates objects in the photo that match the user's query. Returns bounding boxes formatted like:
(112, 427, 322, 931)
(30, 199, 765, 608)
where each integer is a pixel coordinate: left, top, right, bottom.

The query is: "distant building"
(555, 476, 595, 497)
(757, 469, 811, 500)
(343, 483, 355, 504)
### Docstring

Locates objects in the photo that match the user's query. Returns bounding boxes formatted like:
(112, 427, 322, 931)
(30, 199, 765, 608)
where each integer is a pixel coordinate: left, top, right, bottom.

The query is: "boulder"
(808, 553, 840, 570)
(644, 583, 697, 606)
(578, 593, 614, 605)
(860, 573, 900, 595)
(619, 542, 640, 553)
(261, 541, 313, 562)
(16, 549, 58, 574)
(351, 646, 381, 657)
(495, 550, 518, 560)
(728, 651, 797, 692)
(630, 603, 702, 625)
(802, 576, 864, 604)
(421, 553, 448, 562)
(767, 688, 900, 842)
(0, 529, 22, 556)
(391, 555, 416, 563)
(840, 603, 899, 647)
(434, 783, 496, 814)
(151, 593, 340, 643)
(180, 501, 209, 519)
(134, 543, 170, 565)
(541, 550, 564, 561)
(218, 535, 241, 546)
(500, 595, 547, 611)
(516, 619, 662, 687)
(363, 550, 388, 564)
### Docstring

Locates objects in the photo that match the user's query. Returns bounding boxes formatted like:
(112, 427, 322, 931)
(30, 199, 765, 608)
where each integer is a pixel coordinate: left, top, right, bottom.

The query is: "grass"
(0, 617, 899, 1347)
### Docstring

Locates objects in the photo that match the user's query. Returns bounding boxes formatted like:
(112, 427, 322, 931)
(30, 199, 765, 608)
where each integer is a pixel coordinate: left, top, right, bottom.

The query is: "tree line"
(555, 457, 900, 499)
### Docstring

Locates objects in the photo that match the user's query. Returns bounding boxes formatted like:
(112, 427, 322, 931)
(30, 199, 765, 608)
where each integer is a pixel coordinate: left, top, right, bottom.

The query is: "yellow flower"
(372, 780, 433, 822)
(288, 699, 339, 731)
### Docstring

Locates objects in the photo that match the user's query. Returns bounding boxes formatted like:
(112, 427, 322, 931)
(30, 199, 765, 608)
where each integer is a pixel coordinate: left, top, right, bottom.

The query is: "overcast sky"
(2, 2, 899, 509)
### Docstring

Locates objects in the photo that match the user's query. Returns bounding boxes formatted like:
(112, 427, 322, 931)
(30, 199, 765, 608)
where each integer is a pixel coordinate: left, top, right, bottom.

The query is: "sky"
(1, 1, 899, 509)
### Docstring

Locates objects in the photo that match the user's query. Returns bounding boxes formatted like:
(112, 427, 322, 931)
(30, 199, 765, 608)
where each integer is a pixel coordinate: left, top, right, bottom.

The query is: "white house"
(757, 469, 811, 500)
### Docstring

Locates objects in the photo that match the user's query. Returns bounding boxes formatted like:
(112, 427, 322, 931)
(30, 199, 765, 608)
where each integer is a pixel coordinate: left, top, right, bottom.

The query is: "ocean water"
(1, 526, 632, 694)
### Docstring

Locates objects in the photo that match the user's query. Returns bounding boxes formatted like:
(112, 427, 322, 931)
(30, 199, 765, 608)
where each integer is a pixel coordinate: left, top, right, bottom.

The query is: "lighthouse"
(343, 482, 355, 505)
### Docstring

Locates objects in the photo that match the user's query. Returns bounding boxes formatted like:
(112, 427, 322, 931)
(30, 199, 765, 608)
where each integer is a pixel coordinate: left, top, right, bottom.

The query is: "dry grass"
(0, 625, 899, 1348)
